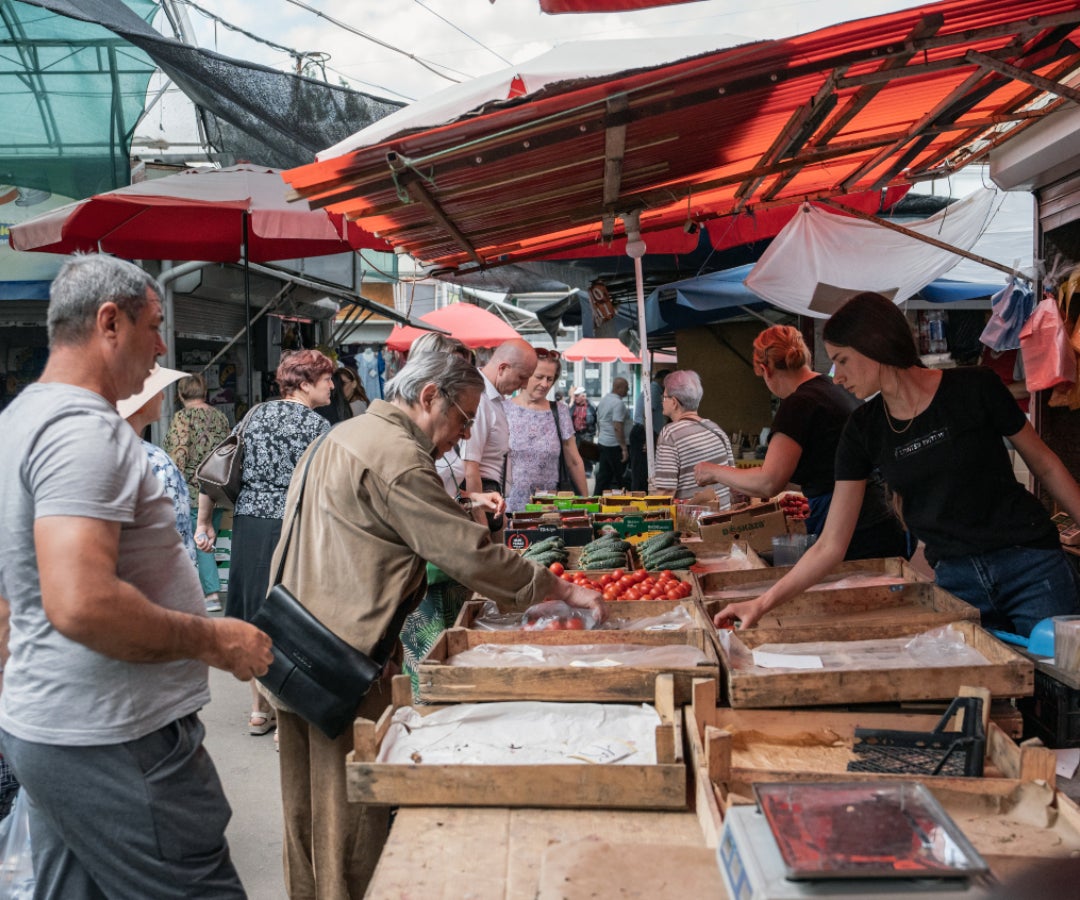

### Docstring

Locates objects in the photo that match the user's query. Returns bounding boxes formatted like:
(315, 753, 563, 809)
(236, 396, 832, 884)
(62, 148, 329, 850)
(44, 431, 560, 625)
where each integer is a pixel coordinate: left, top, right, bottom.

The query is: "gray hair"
(385, 352, 483, 405)
(410, 331, 472, 361)
(48, 255, 161, 346)
(664, 369, 703, 411)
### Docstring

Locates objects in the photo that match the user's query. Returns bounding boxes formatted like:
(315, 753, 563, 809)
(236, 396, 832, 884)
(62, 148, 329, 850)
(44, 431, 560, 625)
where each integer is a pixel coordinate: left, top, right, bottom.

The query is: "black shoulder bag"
(252, 433, 413, 740)
(550, 401, 575, 492)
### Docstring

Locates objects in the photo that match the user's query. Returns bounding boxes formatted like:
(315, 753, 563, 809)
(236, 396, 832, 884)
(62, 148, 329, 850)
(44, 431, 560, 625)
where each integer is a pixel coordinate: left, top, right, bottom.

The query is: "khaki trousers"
(277, 683, 391, 900)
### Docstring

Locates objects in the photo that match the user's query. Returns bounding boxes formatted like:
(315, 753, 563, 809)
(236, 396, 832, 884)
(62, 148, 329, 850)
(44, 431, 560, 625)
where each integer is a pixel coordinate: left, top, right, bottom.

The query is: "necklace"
(882, 393, 924, 435)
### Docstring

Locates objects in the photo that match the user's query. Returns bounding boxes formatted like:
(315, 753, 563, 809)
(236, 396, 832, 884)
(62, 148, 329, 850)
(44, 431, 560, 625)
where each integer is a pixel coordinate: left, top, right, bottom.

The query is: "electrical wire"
(281, 0, 470, 83)
(411, 0, 512, 67)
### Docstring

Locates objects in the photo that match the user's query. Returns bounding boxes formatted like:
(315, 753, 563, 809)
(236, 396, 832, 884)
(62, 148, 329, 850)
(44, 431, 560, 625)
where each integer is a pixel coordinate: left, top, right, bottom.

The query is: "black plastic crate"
(1018, 668, 1080, 748)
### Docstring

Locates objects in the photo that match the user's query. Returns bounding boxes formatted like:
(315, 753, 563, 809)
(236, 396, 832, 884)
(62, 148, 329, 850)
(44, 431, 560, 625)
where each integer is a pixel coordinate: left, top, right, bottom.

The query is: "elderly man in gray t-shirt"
(0, 255, 271, 899)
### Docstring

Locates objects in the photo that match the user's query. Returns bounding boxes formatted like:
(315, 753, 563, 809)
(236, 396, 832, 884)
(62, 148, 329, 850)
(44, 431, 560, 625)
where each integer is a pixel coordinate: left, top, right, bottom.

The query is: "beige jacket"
(269, 400, 562, 654)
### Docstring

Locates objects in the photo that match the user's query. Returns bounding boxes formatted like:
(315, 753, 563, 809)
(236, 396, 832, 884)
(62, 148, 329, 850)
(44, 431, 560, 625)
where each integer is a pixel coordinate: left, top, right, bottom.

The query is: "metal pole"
(243, 212, 255, 406)
(624, 212, 654, 479)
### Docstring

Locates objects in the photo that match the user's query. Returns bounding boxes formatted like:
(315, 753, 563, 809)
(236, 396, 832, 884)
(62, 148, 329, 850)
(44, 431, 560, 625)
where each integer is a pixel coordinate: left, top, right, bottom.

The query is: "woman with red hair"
(695, 324, 907, 561)
(197, 349, 333, 735)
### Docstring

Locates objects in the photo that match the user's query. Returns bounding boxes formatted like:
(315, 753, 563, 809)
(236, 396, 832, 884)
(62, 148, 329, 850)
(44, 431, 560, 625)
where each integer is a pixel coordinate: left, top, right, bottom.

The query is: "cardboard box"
(592, 512, 674, 539)
(599, 493, 675, 517)
(504, 519, 594, 550)
(527, 493, 601, 513)
(698, 501, 791, 553)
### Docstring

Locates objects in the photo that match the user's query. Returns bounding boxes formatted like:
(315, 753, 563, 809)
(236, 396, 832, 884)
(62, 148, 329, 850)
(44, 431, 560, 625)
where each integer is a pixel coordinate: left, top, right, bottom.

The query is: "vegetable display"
(636, 531, 697, 571)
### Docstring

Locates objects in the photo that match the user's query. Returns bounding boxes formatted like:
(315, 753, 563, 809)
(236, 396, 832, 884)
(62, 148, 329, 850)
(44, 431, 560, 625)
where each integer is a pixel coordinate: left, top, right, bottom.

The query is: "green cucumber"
(638, 531, 680, 553)
(645, 554, 696, 571)
(522, 537, 563, 557)
(646, 544, 698, 567)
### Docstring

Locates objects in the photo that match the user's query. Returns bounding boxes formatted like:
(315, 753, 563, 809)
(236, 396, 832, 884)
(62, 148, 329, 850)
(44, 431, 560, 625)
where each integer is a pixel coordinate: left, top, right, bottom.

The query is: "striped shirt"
(650, 417, 734, 505)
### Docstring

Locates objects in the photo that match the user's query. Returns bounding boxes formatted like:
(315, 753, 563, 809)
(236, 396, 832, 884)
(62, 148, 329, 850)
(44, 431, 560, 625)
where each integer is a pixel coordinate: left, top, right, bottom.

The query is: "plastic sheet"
(721, 625, 992, 673)
(377, 701, 661, 765)
(0, 790, 33, 899)
(446, 642, 708, 668)
(471, 601, 692, 632)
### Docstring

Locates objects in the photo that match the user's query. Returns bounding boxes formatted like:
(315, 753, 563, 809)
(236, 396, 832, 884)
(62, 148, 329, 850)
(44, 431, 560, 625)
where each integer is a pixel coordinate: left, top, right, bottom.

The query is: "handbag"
(550, 401, 575, 492)
(251, 433, 413, 740)
(196, 404, 260, 509)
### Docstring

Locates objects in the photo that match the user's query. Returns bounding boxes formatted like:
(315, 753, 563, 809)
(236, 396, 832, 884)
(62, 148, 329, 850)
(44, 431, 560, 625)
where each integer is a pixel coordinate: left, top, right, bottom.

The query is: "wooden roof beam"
(966, 48, 1080, 104)
(385, 152, 483, 266)
(602, 95, 629, 240)
(839, 66, 989, 192)
(732, 70, 842, 212)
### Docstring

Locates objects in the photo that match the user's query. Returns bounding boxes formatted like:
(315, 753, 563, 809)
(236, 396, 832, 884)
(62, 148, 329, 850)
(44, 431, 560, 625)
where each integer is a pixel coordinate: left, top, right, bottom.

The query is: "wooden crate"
(681, 539, 766, 573)
(698, 581, 980, 657)
(686, 678, 1059, 850)
(417, 616, 719, 704)
(717, 620, 1033, 708)
(348, 675, 687, 810)
(694, 555, 928, 600)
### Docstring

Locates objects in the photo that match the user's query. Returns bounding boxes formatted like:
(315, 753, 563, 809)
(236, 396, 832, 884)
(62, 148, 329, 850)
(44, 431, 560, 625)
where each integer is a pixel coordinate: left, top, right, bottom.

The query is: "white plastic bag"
(0, 790, 34, 899)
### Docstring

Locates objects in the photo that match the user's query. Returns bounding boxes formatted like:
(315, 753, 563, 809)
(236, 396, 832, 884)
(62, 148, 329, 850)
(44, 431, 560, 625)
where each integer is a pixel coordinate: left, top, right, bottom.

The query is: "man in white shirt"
(460, 339, 538, 529)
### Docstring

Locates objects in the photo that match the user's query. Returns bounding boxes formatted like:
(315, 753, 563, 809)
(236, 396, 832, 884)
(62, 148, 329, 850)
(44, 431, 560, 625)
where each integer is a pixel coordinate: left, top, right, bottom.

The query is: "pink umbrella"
(385, 303, 521, 352)
(562, 337, 640, 363)
(9, 164, 390, 260)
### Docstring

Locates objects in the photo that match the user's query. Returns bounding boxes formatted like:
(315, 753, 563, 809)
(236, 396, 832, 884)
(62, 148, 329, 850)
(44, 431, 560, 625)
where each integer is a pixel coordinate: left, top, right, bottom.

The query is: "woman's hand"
(563, 583, 607, 625)
(713, 597, 767, 630)
(464, 491, 506, 516)
(194, 525, 216, 552)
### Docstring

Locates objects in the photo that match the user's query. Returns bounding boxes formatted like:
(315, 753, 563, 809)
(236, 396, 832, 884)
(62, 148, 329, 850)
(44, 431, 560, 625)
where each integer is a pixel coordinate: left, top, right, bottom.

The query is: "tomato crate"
(1018, 661, 1080, 748)
(348, 675, 688, 809)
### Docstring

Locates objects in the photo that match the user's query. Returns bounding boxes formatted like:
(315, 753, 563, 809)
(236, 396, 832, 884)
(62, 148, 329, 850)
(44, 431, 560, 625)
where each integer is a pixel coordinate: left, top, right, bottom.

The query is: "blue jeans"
(191, 507, 224, 596)
(934, 545, 1080, 637)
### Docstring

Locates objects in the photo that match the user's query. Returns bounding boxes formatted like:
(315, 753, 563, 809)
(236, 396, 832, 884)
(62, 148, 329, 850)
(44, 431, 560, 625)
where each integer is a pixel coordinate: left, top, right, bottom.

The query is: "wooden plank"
(537, 841, 725, 898)
(685, 711, 723, 848)
(347, 761, 687, 809)
(694, 555, 926, 596)
(367, 807, 706, 899)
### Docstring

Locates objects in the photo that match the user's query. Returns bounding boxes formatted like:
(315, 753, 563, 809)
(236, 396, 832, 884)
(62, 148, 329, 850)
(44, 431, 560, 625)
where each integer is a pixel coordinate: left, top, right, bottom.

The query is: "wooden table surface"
(365, 806, 725, 899)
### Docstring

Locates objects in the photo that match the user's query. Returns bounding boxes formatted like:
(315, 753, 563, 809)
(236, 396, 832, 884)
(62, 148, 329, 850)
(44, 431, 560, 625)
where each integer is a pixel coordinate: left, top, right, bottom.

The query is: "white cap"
(116, 364, 187, 419)
(573, 386, 587, 396)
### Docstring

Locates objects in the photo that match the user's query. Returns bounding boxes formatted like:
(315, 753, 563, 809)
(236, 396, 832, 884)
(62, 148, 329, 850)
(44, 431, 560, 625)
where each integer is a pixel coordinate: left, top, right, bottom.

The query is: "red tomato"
(666, 588, 682, 601)
(549, 562, 565, 576)
(659, 570, 674, 580)
(624, 588, 640, 602)
(561, 573, 574, 582)
(634, 568, 648, 582)
(611, 569, 626, 579)
(564, 617, 585, 630)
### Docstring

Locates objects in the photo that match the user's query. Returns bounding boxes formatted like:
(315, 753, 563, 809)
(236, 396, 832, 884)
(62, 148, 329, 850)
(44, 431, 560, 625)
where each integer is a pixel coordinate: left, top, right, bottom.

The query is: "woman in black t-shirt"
(695, 325, 907, 561)
(716, 293, 1080, 637)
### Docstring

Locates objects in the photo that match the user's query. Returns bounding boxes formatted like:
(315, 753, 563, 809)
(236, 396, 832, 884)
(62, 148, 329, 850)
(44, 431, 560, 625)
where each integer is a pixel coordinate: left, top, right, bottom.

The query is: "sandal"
(249, 710, 276, 736)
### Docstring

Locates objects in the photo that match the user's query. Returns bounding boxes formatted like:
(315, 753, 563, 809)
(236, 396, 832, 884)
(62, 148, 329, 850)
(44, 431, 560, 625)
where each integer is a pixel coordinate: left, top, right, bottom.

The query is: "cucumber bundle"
(637, 531, 697, 571)
(578, 534, 631, 570)
(521, 536, 569, 567)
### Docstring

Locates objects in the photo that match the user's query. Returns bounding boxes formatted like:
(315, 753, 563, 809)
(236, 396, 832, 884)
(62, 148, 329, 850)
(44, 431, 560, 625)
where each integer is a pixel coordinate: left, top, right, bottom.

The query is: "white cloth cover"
(744, 189, 998, 318)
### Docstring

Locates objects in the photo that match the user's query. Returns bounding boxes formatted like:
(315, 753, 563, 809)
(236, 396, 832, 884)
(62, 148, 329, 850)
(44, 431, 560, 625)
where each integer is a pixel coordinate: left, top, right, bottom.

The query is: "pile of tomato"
(549, 564, 693, 602)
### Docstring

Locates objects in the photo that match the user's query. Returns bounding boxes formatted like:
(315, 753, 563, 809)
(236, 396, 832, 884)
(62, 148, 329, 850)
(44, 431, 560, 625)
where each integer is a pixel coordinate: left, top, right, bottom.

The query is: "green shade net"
(0, 0, 158, 198)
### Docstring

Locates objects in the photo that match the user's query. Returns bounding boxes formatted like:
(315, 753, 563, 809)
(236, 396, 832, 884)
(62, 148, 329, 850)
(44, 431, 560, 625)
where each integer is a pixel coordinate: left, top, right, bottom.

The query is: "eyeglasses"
(536, 348, 561, 360)
(441, 390, 475, 430)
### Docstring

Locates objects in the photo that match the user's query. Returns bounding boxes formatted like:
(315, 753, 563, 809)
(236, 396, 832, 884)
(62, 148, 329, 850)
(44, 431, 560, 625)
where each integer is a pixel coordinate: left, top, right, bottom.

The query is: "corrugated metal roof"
(284, 0, 1080, 274)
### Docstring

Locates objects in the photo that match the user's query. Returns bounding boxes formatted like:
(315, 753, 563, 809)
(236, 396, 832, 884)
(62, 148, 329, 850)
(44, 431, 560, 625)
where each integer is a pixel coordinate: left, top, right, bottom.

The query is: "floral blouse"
(163, 405, 231, 507)
(233, 400, 330, 520)
(505, 401, 575, 513)
(143, 441, 197, 565)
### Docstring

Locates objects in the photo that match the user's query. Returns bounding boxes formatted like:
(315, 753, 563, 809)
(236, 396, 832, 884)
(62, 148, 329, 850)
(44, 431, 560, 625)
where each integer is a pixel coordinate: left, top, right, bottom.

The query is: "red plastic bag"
(1020, 295, 1075, 393)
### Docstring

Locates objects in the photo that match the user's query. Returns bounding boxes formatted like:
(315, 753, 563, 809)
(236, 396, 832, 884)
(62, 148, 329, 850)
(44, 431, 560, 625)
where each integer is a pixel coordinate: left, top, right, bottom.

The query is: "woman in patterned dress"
(196, 349, 333, 735)
(163, 374, 231, 612)
(505, 349, 588, 512)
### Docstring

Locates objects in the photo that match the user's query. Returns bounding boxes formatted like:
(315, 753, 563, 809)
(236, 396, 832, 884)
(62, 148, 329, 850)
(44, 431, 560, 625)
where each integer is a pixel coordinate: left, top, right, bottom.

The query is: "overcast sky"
(162, 0, 930, 103)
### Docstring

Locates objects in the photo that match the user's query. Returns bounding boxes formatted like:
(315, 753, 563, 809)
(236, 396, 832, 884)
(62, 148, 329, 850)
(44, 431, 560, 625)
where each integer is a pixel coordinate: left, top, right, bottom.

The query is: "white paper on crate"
(376, 701, 661, 766)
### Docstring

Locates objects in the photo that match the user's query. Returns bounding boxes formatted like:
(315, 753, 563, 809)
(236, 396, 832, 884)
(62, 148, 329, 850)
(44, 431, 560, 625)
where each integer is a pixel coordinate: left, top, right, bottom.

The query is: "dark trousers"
(628, 423, 658, 492)
(594, 443, 627, 493)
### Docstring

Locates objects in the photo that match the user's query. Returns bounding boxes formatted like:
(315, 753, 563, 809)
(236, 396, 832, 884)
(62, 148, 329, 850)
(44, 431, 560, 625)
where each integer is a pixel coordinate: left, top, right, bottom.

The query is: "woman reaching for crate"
(694, 324, 908, 561)
(714, 293, 1080, 638)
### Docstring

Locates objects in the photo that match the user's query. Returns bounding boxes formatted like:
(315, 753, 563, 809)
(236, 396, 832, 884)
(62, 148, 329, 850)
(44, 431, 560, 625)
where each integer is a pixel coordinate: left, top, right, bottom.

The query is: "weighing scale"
(716, 783, 993, 900)
(1052, 511, 1080, 546)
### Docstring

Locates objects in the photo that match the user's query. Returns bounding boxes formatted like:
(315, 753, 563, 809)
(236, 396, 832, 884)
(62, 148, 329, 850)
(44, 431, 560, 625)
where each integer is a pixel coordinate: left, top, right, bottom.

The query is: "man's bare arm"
(35, 516, 272, 680)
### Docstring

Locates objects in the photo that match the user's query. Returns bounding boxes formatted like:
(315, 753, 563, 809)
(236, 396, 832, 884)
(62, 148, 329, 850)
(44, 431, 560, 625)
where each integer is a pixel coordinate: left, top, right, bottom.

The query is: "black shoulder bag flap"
(252, 433, 412, 740)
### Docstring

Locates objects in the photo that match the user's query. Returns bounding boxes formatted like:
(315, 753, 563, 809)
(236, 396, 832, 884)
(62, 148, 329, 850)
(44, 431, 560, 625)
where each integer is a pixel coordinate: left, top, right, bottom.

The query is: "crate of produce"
(697, 500, 793, 554)
(592, 512, 674, 539)
(418, 603, 718, 704)
(683, 539, 766, 573)
(694, 555, 928, 600)
(453, 596, 710, 630)
(348, 675, 687, 809)
(716, 620, 1032, 708)
(698, 581, 979, 650)
(1018, 660, 1080, 748)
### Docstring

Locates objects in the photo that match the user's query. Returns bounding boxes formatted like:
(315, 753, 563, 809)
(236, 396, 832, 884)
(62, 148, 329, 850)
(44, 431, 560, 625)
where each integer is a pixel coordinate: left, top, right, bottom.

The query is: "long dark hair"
(822, 292, 924, 369)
